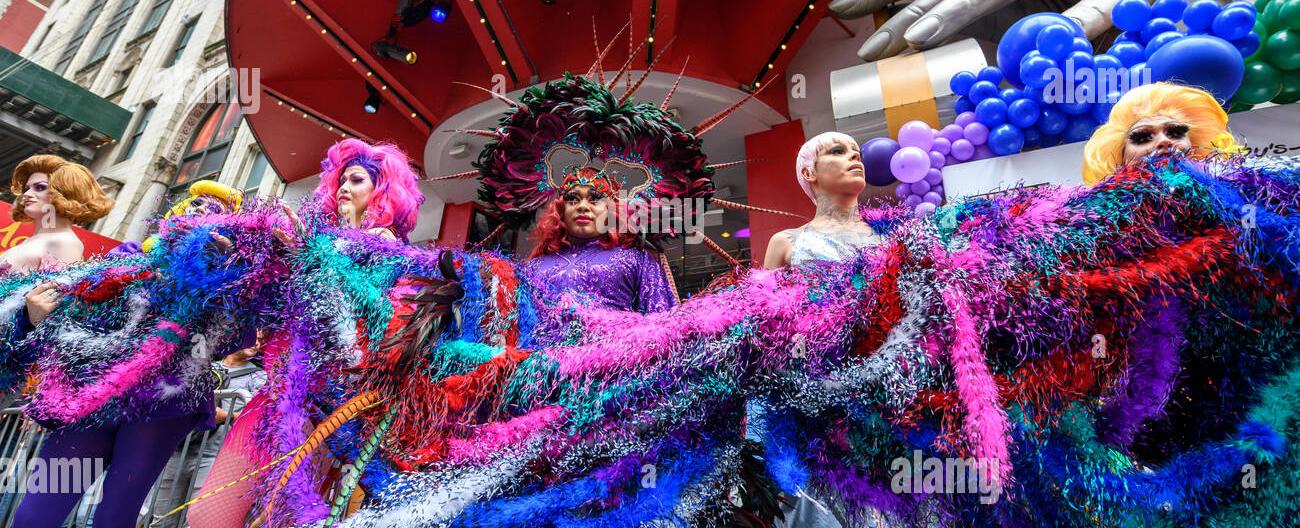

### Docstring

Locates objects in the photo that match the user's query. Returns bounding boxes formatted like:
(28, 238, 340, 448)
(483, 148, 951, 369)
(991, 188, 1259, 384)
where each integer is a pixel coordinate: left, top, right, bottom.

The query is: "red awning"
(225, 0, 824, 182)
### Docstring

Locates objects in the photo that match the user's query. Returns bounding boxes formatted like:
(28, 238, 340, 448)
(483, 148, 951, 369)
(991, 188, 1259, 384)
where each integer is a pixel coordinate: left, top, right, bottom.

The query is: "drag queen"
(0, 154, 113, 273)
(764, 132, 884, 269)
(1082, 82, 1240, 186)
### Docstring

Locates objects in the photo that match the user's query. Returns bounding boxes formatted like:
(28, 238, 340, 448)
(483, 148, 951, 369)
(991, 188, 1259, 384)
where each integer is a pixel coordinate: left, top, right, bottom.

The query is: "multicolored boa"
(2, 154, 1299, 527)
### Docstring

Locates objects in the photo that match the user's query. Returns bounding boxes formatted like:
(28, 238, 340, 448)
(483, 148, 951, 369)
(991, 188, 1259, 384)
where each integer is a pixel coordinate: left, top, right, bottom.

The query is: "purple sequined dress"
(519, 237, 675, 321)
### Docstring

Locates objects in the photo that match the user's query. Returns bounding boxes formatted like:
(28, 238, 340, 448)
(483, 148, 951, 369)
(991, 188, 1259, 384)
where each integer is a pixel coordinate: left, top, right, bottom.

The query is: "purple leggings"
(12, 414, 201, 528)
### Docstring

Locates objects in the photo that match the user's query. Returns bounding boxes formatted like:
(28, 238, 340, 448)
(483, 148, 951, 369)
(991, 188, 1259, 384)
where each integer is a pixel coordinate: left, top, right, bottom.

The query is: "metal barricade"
(0, 389, 251, 528)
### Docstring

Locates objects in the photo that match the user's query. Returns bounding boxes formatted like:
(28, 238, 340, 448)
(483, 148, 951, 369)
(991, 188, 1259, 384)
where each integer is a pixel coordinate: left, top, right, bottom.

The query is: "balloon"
(1228, 100, 1255, 113)
(898, 121, 936, 150)
(1000, 87, 1024, 101)
(1037, 24, 1075, 60)
(911, 178, 932, 195)
(1130, 61, 1150, 87)
(1146, 31, 1184, 58)
(1109, 41, 1146, 66)
(978, 66, 1004, 85)
(1037, 108, 1069, 135)
(1058, 97, 1091, 116)
(924, 168, 943, 185)
(954, 96, 975, 114)
(1233, 32, 1262, 56)
(1184, 0, 1223, 32)
(1148, 35, 1245, 103)
(1123, 30, 1146, 44)
(1008, 98, 1042, 128)
(1142, 18, 1180, 42)
(1065, 116, 1099, 143)
(932, 183, 944, 195)
(1262, 0, 1284, 31)
(895, 183, 912, 199)
(963, 122, 990, 145)
(1235, 60, 1284, 104)
(1213, 6, 1257, 40)
(1280, 1, 1300, 30)
(861, 137, 902, 187)
(1023, 126, 1042, 148)
(923, 192, 944, 205)
(890, 146, 931, 184)
(951, 139, 975, 161)
(1065, 50, 1095, 71)
(998, 13, 1086, 87)
(1276, 68, 1300, 104)
(905, 194, 923, 207)
(1023, 85, 1044, 103)
(1072, 37, 1094, 54)
(1153, 0, 1189, 21)
(1113, 0, 1154, 32)
(972, 144, 996, 160)
(1225, 1, 1255, 15)
(988, 123, 1026, 156)
(914, 201, 937, 217)
(928, 150, 946, 169)
(1262, 30, 1300, 70)
(969, 80, 1001, 103)
(949, 71, 977, 96)
(975, 98, 1009, 126)
(939, 124, 965, 142)
(1020, 54, 1059, 88)
(1094, 53, 1125, 76)
(1092, 92, 1122, 122)
(954, 111, 977, 127)
(932, 137, 952, 155)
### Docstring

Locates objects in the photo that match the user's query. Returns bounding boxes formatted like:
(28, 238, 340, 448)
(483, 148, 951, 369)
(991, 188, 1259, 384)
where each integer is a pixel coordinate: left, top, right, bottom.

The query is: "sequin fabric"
(519, 237, 676, 316)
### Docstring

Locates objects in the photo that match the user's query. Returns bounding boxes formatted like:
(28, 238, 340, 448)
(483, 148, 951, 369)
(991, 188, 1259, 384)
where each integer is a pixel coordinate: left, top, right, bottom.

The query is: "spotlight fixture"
(363, 84, 382, 114)
(430, 1, 452, 23)
(373, 40, 417, 64)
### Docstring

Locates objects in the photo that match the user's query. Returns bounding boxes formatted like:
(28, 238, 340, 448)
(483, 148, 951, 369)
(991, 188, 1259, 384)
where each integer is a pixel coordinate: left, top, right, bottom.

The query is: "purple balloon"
(928, 150, 946, 169)
(861, 137, 902, 187)
(905, 194, 923, 207)
(923, 191, 944, 205)
(894, 183, 912, 199)
(898, 121, 936, 150)
(914, 201, 937, 217)
(972, 144, 996, 160)
(951, 139, 975, 161)
(932, 183, 944, 195)
(939, 124, 965, 142)
(924, 168, 943, 185)
(932, 137, 952, 155)
(954, 111, 977, 127)
(911, 179, 932, 195)
(946, 155, 959, 166)
(891, 146, 931, 183)
(963, 122, 990, 146)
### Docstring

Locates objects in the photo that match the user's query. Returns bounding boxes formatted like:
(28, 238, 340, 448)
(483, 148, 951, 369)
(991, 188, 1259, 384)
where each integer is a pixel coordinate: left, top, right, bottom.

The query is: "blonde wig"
(9, 154, 114, 224)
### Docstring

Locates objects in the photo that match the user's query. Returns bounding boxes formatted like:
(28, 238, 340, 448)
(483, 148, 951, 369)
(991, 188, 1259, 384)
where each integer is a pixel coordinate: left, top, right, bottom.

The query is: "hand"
(273, 203, 305, 249)
(209, 231, 234, 254)
(25, 283, 62, 325)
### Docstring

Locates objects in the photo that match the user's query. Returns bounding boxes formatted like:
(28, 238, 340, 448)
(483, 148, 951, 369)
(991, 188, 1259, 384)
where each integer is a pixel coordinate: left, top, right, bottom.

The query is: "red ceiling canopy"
(225, 0, 825, 182)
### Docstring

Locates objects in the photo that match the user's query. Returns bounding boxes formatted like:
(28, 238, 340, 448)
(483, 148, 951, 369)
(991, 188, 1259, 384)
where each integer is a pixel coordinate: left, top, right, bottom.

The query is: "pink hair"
(795, 132, 857, 203)
(313, 139, 424, 239)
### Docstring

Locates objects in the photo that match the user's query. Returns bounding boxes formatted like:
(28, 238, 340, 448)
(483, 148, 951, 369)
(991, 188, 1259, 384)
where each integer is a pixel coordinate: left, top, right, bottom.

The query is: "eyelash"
(1129, 124, 1190, 144)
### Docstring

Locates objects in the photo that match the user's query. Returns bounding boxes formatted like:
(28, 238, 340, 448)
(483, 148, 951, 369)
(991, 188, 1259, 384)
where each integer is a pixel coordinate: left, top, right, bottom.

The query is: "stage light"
(363, 84, 382, 114)
(374, 41, 417, 64)
(430, 1, 451, 23)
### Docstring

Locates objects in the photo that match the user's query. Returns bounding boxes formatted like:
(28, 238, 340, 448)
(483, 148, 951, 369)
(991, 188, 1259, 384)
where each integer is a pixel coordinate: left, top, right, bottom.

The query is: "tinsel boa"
(3, 154, 1300, 527)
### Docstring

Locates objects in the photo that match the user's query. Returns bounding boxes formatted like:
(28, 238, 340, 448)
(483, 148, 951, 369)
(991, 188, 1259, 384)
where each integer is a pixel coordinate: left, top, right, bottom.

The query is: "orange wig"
(10, 154, 114, 224)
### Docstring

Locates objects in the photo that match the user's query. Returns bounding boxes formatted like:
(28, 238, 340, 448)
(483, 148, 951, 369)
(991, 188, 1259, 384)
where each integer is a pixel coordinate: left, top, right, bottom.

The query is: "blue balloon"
(1145, 31, 1184, 59)
(1225, 1, 1256, 14)
(1094, 53, 1124, 76)
(1233, 32, 1261, 57)
(997, 13, 1086, 87)
(989, 124, 1026, 156)
(1022, 127, 1042, 148)
(1124, 30, 1146, 44)
(1000, 87, 1024, 102)
(954, 96, 974, 115)
(1036, 24, 1075, 60)
(1153, 0, 1189, 21)
(1130, 62, 1150, 86)
(949, 71, 977, 97)
(1020, 54, 1059, 88)
(975, 97, 1009, 126)
(1072, 37, 1094, 54)
(1183, 0, 1222, 32)
(968, 80, 1001, 103)
(1037, 108, 1069, 135)
(1212, 6, 1255, 41)
(1064, 116, 1100, 143)
(1040, 134, 1064, 147)
(1064, 50, 1095, 72)
(1023, 85, 1044, 103)
(1008, 98, 1041, 128)
(1142, 17, 1180, 42)
(1108, 41, 1146, 66)
(1113, 0, 1153, 32)
(977, 66, 1004, 85)
(1148, 34, 1245, 103)
(1092, 96, 1118, 122)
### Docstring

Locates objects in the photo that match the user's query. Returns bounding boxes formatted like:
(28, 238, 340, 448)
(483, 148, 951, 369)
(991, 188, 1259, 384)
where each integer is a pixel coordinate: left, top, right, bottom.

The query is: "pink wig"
(795, 132, 857, 203)
(313, 139, 424, 240)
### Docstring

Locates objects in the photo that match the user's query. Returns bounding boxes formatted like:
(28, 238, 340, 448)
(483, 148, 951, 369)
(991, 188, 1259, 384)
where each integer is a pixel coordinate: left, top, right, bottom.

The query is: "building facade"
(19, 0, 282, 241)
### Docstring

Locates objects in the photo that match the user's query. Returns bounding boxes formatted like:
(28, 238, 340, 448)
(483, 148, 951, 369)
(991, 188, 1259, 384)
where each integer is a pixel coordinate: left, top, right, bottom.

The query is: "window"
(165, 18, 196, 67)
(111, 65, 134, 94)
(119, 102, 154, 161)
(173, 103, 241, 188)
(53, 0, 108, 75)
(135, 0, 171, 38)
(86, 0, 139, 64)
(244, 150, 269, 194)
